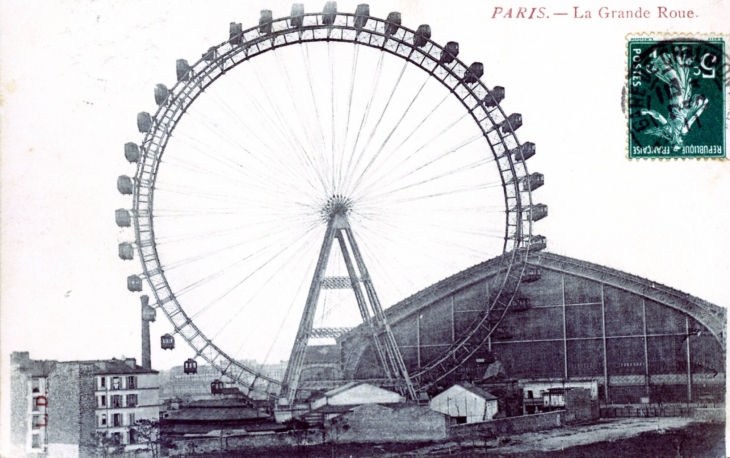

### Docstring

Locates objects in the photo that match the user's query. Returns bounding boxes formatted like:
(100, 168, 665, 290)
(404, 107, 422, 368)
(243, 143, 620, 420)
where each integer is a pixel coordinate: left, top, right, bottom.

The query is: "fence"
(600, 403, 724, 419)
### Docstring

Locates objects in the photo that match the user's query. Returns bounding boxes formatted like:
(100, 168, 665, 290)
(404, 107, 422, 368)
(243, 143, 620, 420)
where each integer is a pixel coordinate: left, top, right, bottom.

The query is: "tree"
(134, 419, 176, 458)
(87, 431, 124, 458)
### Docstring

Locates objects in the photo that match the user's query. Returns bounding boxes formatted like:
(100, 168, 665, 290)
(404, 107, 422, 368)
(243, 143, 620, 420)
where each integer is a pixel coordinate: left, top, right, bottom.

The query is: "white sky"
(1, 0, 729, 450)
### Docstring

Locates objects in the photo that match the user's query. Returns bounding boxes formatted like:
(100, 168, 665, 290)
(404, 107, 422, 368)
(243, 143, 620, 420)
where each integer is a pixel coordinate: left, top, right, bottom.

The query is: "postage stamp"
(627, 35, 727, 159)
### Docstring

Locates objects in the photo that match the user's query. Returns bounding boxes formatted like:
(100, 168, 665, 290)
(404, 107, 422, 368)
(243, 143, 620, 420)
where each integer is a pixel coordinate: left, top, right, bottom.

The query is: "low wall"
(328, 404, 448, 443)
(600, 402, 726, 420)
(693, 407, 725, 423)
(169, 430, 324, 456)
(450, 411, 563, 440)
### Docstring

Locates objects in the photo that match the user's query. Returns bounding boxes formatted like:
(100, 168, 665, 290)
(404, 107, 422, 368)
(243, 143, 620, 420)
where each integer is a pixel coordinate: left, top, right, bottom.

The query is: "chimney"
(141, 295, 152, 370)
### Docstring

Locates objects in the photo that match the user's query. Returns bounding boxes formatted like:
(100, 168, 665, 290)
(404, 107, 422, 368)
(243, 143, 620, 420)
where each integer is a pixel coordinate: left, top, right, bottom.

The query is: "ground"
(190, 418, 724, 457)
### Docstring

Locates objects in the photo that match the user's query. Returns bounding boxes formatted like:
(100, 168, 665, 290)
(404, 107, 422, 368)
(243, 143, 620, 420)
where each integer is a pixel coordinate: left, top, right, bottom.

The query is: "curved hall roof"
(341, 252, 726, 351)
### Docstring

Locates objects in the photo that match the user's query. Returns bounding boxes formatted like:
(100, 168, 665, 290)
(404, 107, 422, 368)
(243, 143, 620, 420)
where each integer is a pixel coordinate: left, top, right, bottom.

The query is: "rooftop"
(10, 352, 158, 376)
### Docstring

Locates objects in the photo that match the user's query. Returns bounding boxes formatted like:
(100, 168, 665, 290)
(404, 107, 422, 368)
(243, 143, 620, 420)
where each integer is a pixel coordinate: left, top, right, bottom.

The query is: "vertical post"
(141, 296, 152, 370)
(685, 315, 693, 403)
(562, 274, 568, 380)
(485, 281, 491, 352)
(451, 294, 456, 343)
(417, 314, 421, 369)
(600, 284, 609, 402)
(642, 298, 650, 396)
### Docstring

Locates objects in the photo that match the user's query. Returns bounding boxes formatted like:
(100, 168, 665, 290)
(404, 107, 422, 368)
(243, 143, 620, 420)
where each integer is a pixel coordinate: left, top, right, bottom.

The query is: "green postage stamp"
(628, 35, 727, 159)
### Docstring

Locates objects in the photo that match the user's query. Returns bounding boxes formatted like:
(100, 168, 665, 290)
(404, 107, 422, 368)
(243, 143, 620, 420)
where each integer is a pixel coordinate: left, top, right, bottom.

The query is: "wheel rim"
(123, 10, 539, 397)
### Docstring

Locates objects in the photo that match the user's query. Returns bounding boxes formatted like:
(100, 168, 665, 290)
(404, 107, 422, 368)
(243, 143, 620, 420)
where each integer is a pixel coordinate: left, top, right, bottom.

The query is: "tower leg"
(282, 219, 337, 403)
(344, 227, 418, 400)
(337, 231, 393, 380)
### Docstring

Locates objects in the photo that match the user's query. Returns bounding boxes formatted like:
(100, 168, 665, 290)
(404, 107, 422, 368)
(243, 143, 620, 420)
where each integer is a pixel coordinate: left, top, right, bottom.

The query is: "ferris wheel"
(116, 3, 546, 402)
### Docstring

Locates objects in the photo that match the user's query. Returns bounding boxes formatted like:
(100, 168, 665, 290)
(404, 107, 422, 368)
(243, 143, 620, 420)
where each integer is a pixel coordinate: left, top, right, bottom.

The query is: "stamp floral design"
(640, 52, 708, 151)
(628, 38, 726, 159)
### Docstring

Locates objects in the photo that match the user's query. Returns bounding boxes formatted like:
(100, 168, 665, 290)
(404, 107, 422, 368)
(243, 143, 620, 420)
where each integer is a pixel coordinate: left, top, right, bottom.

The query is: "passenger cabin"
(161, 334, 175, 350)
(385, 12, 401, 35)
(154, 84, 169, 105)
(354, 4, 369, 29)
(521, 173, 544, 192)
(511, 142, 535, 161)
(202, 47, 216, 62)
(440, 42, 459, 64)
(501, 113, 522, 134)
(259, 10, 273, 34)
(527, 204, 548, 222)
(127, 275, 143, 292)
(115, 209, 131, 227)
(183, 359, 198, 375)
(413, 25, 431, 47)
(229, 22, 243, 45)
(322, 2, 337, 25)
(124, 143, 140, 163)
(511, 297, 530, 312)
(136, 112, 152, 133)
(211, 379, 225, 395)
(484, 86, 505, 107)
(290, 4, 305, 27)
(521, 267, 541, 283)
(176, 59, 191, 82)
(529, 235, 547, 252)
(117, 176, 134, 195)
(463, 62, 484, 84)
(118, 243, 134, 261)
(142, 304, 156, 322)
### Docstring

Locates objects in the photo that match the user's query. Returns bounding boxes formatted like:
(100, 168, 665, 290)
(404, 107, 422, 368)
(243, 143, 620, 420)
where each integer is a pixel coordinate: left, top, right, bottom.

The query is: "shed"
(429, 384, 498, 424)
(310, 382, 404, 411)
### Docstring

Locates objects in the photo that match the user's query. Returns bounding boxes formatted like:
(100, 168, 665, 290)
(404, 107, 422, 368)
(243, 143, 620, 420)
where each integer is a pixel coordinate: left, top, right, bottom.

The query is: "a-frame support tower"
(282, 205, 416, 403)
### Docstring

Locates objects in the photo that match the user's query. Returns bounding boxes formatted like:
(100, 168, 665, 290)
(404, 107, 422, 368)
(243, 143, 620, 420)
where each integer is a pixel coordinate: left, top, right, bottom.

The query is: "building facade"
(338, 252, 726, 405)
(10, 352, 159, 458)
(94, 360, 160, 451)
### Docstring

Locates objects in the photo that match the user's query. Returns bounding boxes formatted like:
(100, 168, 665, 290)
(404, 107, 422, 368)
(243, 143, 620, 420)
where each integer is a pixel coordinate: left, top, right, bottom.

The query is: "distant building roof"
(163, 406, 266, 423)
(310, 403, 359, 414)
(323, 382, 359, 397)
(432, 384, 498, 402)
(10, 352, 158, 376)
(91, 358, 159, 375)
(187, 398, 253, 409)
(457, 384, 498, 401)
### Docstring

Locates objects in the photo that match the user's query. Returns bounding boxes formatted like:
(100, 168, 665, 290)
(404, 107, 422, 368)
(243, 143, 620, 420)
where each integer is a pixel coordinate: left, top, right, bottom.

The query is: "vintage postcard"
(1, 1, 728, 457)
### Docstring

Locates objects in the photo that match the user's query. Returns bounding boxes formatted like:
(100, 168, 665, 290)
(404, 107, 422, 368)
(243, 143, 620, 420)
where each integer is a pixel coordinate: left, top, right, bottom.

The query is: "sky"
(1, 0, 729, 449)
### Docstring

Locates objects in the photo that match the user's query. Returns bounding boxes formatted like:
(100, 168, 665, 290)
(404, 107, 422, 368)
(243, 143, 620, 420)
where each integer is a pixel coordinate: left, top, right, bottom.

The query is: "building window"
(31, 434, 41, 449)
(126, 394, 138, 408)
(127, 376, 137, 389)
(128, 413, 136, 426)
(100, 414, 107, 427)
(111, 377, 121, 390)
(128, 428, 137, 445)
(113, 413, 123, 427)
(111, 432, 122, 445)
(99, 376, 106, 389)
(98, 395, 106, 407)
(111, 395, 122, 408)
